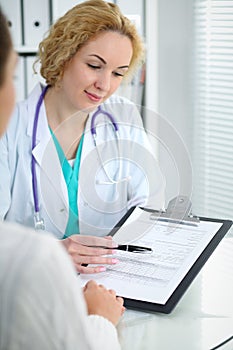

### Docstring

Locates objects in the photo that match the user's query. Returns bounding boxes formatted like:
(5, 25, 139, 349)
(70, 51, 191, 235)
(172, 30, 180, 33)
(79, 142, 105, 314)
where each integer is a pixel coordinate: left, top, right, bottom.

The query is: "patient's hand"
(83, 280, 125, 326)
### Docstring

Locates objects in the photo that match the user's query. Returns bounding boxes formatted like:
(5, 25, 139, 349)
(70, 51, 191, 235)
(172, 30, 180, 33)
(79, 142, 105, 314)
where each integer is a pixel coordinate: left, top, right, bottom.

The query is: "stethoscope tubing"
(91, 105, 119, 135)
(31, 85, 123, 227)
(32, 85, 49, 213)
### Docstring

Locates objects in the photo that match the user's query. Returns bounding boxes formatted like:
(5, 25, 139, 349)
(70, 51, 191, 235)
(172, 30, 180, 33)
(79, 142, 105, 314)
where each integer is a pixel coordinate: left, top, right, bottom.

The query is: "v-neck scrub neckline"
(49, 127, 84, 238)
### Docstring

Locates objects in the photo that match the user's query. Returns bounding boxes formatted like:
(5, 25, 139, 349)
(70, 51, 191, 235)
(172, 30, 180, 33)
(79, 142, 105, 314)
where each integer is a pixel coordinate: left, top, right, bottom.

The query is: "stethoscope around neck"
(32, 85, 130, 230)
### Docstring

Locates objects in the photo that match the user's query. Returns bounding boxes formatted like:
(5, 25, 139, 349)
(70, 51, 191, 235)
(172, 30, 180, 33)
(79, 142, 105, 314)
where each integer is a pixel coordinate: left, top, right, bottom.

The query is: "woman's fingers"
(64, 236, 117, 256)
(108, 289, 116, 295)
(75, 258, 119, 274)
(77, 264, 106, 274)
(72, 253, 119, 265)
(70, 234, 118, 249)
(72, 245, 116, 256)
(61, 235, 120, 274)
(116, 296, 124, 307)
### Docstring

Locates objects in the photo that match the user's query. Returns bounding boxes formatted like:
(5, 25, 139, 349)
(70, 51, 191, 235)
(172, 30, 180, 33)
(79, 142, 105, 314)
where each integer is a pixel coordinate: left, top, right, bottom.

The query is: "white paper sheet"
(80, 208, 222, 305)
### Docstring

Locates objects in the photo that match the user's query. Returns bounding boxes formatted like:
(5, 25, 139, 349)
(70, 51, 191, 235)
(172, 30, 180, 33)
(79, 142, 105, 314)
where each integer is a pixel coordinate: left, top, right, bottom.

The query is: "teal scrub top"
(50, 128, 84, 238)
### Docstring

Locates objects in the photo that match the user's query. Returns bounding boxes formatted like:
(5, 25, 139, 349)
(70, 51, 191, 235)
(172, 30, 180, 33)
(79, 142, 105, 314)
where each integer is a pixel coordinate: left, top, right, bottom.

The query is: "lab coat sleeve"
(0, 134, 12, 220)
(0, 102, 23, 221)
(0, 223, 121, 350)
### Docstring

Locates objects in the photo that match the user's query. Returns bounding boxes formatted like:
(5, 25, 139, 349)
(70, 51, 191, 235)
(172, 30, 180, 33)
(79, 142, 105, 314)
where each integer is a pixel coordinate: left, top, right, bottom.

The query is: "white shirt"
(0, 222, 121, 350)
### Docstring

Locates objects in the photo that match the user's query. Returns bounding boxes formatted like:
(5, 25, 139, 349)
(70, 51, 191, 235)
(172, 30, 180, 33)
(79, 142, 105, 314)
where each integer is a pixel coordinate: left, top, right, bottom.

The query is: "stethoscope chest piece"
(34, 211, 45, 231)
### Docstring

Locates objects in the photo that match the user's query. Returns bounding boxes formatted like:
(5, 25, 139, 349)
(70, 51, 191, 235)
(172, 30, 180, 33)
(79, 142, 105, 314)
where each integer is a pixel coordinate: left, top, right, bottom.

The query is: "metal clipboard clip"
(150, 195, 200, 226)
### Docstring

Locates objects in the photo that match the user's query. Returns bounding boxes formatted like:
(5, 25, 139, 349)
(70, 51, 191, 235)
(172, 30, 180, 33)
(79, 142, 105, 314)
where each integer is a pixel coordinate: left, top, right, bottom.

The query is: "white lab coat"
(0, 83, 165, 238)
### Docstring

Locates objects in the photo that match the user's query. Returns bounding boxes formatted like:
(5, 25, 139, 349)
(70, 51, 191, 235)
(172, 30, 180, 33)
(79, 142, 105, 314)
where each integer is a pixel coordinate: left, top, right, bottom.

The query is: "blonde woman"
(0, 0, 165, 273)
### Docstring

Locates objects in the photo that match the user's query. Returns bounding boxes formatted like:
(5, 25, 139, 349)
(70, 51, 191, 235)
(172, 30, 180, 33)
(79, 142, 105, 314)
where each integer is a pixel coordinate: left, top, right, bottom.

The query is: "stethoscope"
(32, 85, 130, 230)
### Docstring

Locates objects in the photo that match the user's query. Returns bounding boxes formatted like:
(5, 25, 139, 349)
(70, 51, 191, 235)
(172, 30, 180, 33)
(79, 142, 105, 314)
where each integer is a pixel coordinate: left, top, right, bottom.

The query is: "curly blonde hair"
(37, 0, 145, 86)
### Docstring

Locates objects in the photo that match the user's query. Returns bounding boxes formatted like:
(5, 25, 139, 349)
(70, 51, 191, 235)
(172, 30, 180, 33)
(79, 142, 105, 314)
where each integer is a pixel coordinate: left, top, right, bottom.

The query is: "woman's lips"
(85, 90, 103, 102)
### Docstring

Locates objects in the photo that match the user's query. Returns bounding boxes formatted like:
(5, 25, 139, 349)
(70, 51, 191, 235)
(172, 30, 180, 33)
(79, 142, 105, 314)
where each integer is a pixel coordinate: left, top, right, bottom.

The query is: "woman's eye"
(87, 63, 100, 69)
(113, 71, 124, 77)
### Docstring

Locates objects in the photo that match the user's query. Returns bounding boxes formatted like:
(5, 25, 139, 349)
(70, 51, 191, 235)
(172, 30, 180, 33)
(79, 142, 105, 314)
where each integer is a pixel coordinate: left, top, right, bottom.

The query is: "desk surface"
(117, 235, 233, 350)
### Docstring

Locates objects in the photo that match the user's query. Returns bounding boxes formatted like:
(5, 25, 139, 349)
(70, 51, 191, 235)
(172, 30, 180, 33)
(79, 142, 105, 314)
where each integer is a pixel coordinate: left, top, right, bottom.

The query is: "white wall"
(158, 0, 193, 149)
(145, 0, 193, 206)
(52, 0, 83, 20)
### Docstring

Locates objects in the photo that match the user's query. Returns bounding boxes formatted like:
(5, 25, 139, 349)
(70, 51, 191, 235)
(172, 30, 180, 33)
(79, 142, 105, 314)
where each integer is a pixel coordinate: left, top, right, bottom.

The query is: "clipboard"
(80, 196, 232, 314)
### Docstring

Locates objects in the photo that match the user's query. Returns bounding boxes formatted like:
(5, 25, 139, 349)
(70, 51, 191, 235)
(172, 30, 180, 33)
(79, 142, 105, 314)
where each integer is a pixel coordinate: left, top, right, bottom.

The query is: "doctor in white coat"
(0, 0, 165, 273)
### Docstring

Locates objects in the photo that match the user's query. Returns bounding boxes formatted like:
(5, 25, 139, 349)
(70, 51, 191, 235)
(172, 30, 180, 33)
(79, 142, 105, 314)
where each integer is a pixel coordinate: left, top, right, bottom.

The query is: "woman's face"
(60, 31, 133, 112)
(0, 49, 17, 136)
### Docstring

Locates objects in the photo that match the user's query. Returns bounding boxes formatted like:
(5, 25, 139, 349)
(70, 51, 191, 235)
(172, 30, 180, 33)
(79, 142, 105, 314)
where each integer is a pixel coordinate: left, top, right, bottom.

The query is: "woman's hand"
(83, 280, 125, 326)
(61, 235, 119, 273)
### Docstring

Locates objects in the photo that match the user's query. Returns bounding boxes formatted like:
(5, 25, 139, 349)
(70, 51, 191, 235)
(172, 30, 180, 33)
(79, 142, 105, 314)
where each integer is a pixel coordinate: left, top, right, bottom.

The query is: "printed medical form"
(80, 208, 223, 306)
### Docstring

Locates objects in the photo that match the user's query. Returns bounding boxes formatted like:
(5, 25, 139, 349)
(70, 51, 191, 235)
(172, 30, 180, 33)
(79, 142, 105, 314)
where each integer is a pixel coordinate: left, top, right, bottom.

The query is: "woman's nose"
(94, 73, 111, 92)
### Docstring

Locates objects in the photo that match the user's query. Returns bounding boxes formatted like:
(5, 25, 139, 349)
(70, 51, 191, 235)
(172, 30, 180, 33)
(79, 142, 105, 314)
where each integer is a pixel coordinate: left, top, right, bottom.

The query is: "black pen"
(85, 244, 153, 253)
(116, 244, 152, 253)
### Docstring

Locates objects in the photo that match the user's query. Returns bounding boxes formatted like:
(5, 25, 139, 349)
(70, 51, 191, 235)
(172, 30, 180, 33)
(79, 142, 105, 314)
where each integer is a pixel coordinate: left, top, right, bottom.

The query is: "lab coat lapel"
(27, 84, 68, 213)
(27, 84, 51, 167)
